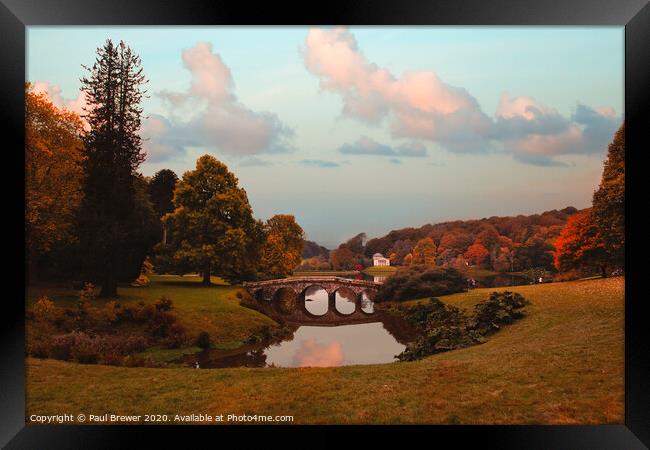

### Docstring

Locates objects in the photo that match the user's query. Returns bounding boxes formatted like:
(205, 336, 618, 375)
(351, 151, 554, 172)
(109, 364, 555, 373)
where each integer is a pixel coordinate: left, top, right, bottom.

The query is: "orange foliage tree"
(25, 84, 85, 275)
(553, 208, 608, 276)
(411, 237, 437, 266)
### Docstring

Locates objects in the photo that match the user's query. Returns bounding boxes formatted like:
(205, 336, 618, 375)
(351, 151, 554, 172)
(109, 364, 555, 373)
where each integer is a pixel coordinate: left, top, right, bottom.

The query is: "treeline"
(26, 39, 305, 297)
(307, 209, 577, 273)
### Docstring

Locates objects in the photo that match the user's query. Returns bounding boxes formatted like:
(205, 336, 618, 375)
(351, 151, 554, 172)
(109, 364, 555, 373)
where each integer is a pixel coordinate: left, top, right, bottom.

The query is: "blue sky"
(27, 26, 624, 248)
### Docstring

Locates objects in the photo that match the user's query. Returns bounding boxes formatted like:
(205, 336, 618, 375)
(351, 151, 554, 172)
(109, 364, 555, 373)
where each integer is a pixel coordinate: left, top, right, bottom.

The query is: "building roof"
(373, 253, 385, 258)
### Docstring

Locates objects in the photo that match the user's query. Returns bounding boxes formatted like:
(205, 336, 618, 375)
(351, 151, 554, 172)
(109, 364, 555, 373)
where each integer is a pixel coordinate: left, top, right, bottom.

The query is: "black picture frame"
(2, 0, 648, 447)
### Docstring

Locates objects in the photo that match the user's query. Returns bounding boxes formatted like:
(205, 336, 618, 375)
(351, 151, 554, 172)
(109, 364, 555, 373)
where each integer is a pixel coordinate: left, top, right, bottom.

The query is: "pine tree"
(77, 40, 148, 297)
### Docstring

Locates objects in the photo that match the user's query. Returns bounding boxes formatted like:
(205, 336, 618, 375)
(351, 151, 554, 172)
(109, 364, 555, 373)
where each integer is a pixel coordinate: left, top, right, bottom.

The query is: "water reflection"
(360, 291, 374, 314)
(304, 286, 328, 316)
(335, 289, 356, 315)
(264, 322, 406, 367)
(186, 318, 414, 369)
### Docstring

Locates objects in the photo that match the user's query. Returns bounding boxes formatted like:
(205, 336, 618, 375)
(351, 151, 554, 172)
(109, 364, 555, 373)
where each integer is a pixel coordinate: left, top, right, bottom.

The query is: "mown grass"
(363, 266, 398, 276)
(291, 271, 358, 277)
(26, 274, 277, 350)
(26, 277, 624, 424)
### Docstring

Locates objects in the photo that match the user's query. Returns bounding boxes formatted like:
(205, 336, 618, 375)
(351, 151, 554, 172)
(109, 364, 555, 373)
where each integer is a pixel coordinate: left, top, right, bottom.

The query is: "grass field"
(26, 276, 624, 424)
(26, 275, 277, 351)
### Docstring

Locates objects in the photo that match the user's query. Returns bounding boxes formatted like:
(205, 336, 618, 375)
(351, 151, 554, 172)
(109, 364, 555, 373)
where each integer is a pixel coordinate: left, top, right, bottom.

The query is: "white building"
(372, 253, 390, 266)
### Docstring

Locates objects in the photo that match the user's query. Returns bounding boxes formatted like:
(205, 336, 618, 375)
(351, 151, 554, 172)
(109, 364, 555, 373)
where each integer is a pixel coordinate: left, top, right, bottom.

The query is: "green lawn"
(363, 266, 398, 276)
(291, 270, 358, 277)
(26, 274, 277, 350)
(26, 277, 624, 424)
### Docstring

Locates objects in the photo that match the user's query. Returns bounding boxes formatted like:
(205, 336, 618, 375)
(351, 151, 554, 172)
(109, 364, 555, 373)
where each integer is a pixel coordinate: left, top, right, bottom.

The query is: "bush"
(155, 296, 173, 312)
(194, 331, 212, 349)
(376, 265, 466, 302)
(163, 323, 187, 349)
(468, 291, 530, 336)
(101, 353, 124, 366)
(396, 292, 530, 361)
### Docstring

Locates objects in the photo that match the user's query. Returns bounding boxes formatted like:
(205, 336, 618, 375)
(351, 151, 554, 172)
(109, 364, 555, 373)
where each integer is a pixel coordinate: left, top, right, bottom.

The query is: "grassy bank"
(27, 274, 277, 351)
(26, 277, 623, 424)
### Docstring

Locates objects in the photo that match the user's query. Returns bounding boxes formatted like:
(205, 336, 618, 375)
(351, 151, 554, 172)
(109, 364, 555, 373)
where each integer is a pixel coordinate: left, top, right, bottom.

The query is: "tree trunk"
(100, 271, 118, 297)
(601, 266, 607, 278)
(202, 265, 211, 285)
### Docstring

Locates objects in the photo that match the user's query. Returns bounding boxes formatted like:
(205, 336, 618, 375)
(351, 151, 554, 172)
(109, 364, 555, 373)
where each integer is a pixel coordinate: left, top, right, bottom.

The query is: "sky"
(27, 26, 624, 249)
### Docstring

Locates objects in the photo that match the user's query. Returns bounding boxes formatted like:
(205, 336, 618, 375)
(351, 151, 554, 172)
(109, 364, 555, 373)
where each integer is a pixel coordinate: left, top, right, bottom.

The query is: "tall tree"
(554, 208, 608, 276)
(77, 40, 148, 297)
(592, 123, 625, 271)
(411, 237, 437, 266)
(25, 85, 85, 280)
(159, 155, 264, 284)
(260, 214, 305, 279)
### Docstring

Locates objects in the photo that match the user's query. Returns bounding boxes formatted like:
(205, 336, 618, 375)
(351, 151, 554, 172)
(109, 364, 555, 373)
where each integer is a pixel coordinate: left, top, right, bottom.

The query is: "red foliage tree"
(464, 243, 490, 266)
(553, 208, 608, 276)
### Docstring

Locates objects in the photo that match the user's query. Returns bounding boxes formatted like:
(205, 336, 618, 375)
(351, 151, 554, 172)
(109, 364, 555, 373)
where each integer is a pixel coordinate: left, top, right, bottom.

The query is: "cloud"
(303, 27, 622, 165)
(238, 157, 274, 167)
(153, 42, 293, 160)
(338, 136, 428, 158)
(300, 159, 340, 168)
(292, 338, 344, 367)
(303, 28, 493, 153)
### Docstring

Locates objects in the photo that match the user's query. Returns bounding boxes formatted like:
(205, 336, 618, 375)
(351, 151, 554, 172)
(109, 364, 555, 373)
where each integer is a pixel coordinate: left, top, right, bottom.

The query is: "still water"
(185, 288, 410, 368)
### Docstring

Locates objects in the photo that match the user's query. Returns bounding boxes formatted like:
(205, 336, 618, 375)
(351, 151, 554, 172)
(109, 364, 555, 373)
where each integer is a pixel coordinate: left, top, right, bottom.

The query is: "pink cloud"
(292, 338, 344, 367)
(303, 27, 493, 152)
(156, 42, 292, 157)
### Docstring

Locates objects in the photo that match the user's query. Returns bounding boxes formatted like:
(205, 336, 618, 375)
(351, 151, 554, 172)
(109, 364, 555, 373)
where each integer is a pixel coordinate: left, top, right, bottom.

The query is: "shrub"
(163, 323, 187, 349)
(194, 331, 212, 349)
(27, 340, 50, 358)
(155, 296, 173, 312)
(102, 301, 121, 325)
(396, 292, 530, 361)
(32, 296, 57, 322)
(376, 265, 466, 302)
(468, 291, 530, 336)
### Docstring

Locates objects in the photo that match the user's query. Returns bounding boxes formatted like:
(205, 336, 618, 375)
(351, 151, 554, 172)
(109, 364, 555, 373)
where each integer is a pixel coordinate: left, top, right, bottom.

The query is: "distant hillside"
(332, 207, 579, 272)
(302, 240, 330, 259)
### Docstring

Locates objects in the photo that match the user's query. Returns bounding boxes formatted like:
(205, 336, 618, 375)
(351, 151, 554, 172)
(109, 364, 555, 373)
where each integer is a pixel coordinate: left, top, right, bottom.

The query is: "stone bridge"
(242, 277, 382, 324)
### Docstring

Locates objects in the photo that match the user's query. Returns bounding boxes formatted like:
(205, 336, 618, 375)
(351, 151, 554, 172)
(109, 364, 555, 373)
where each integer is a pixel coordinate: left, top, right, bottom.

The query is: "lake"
(182, 286, 415, 369)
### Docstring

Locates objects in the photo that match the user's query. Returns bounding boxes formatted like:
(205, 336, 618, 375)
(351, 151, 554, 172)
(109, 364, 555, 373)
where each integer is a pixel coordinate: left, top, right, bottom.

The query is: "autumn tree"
(592, 123, 625, 271)
(157, 155, 264, 284)
(76, 40, 149, 297)
(330, 246, 358, 270)
(260, 214, 305, 279)
(25, 85, 85, 280)
(464, 242, 490, 266)
(403, 253, 413, 266)
(554, 208, 608, 276)
(411, 237, 437, 266)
